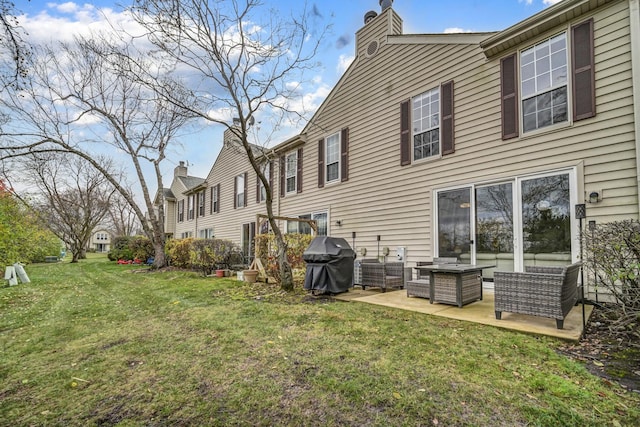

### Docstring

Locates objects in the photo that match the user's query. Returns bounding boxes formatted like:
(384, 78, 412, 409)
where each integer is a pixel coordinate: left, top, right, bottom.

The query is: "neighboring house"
(161, 161, 206, 240)
(157, 0, 640, 297)
(90, 229, 111, 253)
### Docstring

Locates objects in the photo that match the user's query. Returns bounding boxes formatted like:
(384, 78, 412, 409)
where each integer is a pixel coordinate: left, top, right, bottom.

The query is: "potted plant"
(243, 269, 258, 283)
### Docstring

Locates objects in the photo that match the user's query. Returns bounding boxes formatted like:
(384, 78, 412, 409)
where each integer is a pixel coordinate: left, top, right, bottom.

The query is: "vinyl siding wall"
(280, 0, 637, 265)
(195, 142, 272, 243)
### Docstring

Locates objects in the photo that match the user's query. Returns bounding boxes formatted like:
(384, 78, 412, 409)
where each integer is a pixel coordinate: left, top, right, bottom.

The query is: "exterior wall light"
(588, 191, 601, 204)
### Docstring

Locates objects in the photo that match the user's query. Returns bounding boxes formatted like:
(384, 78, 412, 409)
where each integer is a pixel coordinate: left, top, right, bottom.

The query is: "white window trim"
(325, 132, 341, 184)
(236, 174, 245, 208)
(285, 151, 297, 195)
(411, 86, 441, 162)
(518, 29, 572, 136)
(259, 163, 270, 202)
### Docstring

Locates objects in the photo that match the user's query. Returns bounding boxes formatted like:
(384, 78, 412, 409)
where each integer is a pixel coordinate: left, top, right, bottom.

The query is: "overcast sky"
(15, 0, 562, 182)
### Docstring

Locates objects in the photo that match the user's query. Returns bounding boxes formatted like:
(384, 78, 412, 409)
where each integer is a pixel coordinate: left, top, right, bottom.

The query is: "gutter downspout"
(631, 0, 640, 216)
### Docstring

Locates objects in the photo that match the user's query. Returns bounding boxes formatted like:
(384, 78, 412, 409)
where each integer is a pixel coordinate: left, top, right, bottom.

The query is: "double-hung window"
(325, 132, 340, 183)
(178, 200, 184, 222)
(318, 128, 348, 187)
(235, 173, 246, 208)
(400, 82, 453, 166)
(197, 190, 205, 217)
(210, 184, 220, 214)
(500, 19, 594, 139)
(412, 88, 440, 160)
(285, 152, 297, 194)
(187, 195, 194, 220)
(257, 162, 272, 203)
(521, 32, 568, 133)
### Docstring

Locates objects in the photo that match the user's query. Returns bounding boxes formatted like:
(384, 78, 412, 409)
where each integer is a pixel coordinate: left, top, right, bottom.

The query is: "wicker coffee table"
(415, 264, 495, 307)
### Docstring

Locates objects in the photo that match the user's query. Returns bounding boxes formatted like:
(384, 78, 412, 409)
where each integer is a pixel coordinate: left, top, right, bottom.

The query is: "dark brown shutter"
(441, 80, 454, 155)
(500, 53, 519, 140)
(296, 148, 303, 193)
(233, 177, 237, 209)
(279, 155, 285, 197)
(317, 139, 325, 188)
(572, 18, 595, 121)
(400, 100, 411, 165)
(243, 172, 248, 205)
(340, 127, 349, 182)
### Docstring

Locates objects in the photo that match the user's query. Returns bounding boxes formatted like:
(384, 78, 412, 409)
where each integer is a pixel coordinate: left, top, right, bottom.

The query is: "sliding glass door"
(520, 173, 572, 268)
(435, 169, 575, 272)
(437, 188, 472, 261)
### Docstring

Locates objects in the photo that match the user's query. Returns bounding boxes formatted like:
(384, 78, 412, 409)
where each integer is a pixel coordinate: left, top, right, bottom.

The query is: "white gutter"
(631, 0, 640, 216)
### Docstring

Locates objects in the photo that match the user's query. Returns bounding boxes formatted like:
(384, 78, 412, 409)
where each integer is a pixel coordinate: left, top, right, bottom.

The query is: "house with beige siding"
(88, 229, 111, 253)
(160, 161, 205, 239)
(158, 0, 640, 296)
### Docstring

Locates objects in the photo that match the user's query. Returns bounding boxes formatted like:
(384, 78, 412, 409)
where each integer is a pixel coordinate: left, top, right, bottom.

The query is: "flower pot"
(243, 270, 258, 283)
(215, 269, 225, 278)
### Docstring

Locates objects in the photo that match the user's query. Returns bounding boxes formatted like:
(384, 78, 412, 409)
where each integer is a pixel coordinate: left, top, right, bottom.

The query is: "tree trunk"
(152, 240, 167, 269)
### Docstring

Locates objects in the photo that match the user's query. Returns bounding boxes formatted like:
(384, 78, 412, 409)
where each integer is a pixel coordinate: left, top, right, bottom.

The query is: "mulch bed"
(558, 304, 640, 394)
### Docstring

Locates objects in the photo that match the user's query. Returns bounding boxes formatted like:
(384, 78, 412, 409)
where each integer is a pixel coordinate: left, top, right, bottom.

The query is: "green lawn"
(1, 255, 638, 426)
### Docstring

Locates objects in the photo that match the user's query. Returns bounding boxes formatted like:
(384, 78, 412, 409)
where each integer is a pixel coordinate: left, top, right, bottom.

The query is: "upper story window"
(187, 194, 195, 220)
(178, 199, 184, 222)
(412, 88, 440, 160)
(520, 32, 568, 133)
(197, 190, 205, 217)
(318, 128, 348, 187)
(235, 173, 246, 208)
(210, 184, 220, 214)
(285, 152, 297, 194)
(500, 19, 594, 140)
(400, 82, 453, 166)
(325, 132, 340, 183)
(258, 162, 271, 203)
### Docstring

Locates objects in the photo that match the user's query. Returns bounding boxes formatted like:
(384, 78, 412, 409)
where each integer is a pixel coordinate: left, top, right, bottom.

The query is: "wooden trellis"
(249, 214, 317, 281)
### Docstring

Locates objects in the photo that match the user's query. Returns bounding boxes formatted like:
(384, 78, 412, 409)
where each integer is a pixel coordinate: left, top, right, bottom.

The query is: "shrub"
(108, 236, 153, 262)
(165, 238, 193, 268)
(585, 219, 640, 337)
(0, 185, 61, 265)
(190, 238, 241, 276)
(254, 233, 314, 286)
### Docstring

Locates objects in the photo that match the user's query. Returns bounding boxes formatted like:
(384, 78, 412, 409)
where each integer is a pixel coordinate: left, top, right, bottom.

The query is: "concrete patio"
(334, 286, 593, 341)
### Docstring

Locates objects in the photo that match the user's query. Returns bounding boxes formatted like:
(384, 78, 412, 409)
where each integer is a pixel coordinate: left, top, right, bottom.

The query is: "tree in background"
(0, 179, 61, 265)
(130, 0, 325, 290)
(22, 154, 116, 263)
(0, 0, 30, 91)
(0, 35, 192, 268)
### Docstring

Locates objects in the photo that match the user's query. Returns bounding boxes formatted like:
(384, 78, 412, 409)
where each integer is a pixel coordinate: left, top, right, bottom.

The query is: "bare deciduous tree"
(24, 153, 115, 263)
(0, 0, 30, 91)
(106, 192, 141, 238)
(0, 35, 193, 268)
(130, 0, 325, 290)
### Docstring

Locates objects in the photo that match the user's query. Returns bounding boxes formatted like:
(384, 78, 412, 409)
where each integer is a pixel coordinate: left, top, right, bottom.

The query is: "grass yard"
(1, 255, 639, 426)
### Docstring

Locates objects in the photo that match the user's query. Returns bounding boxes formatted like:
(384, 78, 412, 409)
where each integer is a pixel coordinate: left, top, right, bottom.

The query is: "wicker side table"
(430, 271, 482, 307)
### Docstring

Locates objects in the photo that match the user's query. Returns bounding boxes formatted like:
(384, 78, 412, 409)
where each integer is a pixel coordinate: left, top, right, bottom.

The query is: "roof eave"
(480, 0, 614, 59)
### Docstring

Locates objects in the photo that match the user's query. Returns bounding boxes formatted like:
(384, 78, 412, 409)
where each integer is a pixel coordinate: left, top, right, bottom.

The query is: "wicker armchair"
(494, 262, 581, 329)
(407, 257, 458, 298)
(360, 261, 405, 292)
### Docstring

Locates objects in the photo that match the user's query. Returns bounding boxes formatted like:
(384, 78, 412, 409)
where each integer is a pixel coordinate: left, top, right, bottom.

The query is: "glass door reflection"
(437, 188, 471, 262)
(475, 183, 514, 275)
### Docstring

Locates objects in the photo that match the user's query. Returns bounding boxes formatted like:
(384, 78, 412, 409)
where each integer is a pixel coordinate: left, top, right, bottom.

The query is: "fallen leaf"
(393, 392, 401, 399)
